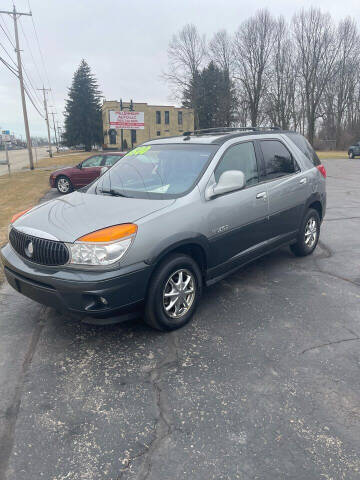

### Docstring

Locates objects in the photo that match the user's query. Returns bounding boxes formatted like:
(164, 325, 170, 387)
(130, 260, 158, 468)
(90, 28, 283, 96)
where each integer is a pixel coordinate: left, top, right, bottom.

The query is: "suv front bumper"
(0, 243, 152, 318)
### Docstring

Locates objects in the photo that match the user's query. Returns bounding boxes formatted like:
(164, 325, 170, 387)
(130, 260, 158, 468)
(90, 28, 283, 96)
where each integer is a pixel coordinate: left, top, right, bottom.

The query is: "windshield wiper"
(99, 188, 128, 197)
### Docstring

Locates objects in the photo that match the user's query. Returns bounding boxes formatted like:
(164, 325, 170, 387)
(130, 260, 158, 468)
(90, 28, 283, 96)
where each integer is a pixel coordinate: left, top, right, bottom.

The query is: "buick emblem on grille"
(25, 241, 34, 258)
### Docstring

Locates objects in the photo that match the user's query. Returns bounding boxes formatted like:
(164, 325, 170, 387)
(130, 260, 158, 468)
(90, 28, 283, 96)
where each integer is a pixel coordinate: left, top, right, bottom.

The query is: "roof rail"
(182, 126, 281, 136)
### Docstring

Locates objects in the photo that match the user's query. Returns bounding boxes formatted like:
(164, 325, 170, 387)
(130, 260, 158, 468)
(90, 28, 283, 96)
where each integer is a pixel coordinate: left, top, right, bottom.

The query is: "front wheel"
(56, 175, 73, 194)
(144, 254, 202, 331)
(290, 208, 320, 257)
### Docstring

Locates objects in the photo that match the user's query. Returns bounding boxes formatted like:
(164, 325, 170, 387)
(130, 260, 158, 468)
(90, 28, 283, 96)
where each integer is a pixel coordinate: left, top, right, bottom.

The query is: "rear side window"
(260, 140, 298, 180)
(82, 156, 103, 167)
(214, 142, 258, 186)
(103, 155, 121, 166)
(285, 132, 320, 166)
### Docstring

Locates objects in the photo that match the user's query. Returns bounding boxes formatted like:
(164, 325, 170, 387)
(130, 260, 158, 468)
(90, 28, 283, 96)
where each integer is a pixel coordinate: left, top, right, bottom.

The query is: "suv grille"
(9, 228, 69, 266)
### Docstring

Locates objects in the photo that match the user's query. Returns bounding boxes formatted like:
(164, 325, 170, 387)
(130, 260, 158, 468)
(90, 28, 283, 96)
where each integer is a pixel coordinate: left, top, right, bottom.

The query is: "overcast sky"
(1, 0, 359, 138)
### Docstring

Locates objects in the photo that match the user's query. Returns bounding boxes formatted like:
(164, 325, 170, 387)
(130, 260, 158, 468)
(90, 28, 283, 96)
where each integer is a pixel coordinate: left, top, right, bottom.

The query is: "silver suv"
(1, 127, 326, 331)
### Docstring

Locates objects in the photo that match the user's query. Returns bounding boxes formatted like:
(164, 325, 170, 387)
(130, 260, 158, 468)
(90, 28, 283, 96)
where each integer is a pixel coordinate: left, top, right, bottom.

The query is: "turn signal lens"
(77, 224, 137, 243)
(11, 208, 32, 224)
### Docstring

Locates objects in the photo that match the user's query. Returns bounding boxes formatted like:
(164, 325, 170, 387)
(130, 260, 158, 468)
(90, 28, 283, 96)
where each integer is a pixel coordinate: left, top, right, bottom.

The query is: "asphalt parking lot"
(1, 157, 360, 480)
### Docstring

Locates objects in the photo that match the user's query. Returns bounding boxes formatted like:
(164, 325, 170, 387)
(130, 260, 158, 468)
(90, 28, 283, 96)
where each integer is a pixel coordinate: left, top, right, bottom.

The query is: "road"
(0, 147, 49, 176)
(1, 158, 360, 479)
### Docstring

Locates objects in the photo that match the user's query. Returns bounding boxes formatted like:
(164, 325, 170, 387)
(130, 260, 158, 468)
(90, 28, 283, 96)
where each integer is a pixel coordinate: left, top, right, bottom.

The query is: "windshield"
(89, 144, 217, 199)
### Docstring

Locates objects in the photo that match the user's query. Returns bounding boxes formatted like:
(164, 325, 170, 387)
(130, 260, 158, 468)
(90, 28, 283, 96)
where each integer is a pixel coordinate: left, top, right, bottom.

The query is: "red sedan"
(49, 152, 126, 194)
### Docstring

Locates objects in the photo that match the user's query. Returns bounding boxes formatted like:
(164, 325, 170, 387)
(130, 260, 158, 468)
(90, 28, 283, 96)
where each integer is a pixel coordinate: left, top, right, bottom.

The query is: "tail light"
(316, 165, 326, 178)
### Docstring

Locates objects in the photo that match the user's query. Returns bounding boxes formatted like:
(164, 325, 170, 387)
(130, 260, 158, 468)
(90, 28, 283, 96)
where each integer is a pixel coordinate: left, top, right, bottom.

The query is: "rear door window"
(103, 155, 122, 167)
(214, 141, 259, 186)
(285, 132, 320, 166)
(82, 156, 103, 167)
(260, 140, 299, 180)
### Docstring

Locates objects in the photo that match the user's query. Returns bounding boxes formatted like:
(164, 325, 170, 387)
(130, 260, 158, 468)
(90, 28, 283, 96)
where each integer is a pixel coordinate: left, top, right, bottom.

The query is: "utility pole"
(56, 121, 62, 145)
(0, 5, 34, 169)
(56, 121, 62, 144)
(38, 86, 52, 157)
(49, 111, 59, 151)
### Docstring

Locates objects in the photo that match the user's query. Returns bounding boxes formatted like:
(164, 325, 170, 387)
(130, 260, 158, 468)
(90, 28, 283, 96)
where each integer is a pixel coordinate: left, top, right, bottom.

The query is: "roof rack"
(183, 126, 281, 137)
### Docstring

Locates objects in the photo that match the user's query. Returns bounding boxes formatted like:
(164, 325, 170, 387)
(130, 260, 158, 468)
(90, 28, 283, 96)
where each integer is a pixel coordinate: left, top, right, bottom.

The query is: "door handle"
(256, 191, 267, 200)
(300, 178, 307, 184)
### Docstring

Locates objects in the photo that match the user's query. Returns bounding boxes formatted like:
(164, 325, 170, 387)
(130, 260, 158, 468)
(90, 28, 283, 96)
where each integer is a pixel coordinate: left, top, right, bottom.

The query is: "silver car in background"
(1, 127, 326, 331)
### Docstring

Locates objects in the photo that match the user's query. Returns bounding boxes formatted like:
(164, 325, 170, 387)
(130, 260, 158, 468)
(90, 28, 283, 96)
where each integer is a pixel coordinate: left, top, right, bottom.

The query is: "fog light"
(99, 296, 108, 305)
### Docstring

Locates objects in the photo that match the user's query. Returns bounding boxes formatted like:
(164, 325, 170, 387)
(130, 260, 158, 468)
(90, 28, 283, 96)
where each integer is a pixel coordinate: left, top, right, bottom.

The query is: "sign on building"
(109, 111, 144, 130)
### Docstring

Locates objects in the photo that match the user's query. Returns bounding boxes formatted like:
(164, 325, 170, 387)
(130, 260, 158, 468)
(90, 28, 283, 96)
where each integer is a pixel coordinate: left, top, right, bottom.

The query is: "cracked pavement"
(1, 157, 360, 479)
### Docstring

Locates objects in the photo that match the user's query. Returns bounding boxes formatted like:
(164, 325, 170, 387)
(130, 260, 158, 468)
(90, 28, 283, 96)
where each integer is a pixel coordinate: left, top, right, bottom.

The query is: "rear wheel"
(290, 208, 320, 257)
(144, 254, 202, 331)
(56, 175, 73, 194)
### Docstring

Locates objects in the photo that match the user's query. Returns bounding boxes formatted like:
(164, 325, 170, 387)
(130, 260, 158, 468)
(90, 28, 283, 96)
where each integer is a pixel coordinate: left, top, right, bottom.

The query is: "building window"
(109, 129, 117, 145)
(156, 111, 161, 124)
(165, 111, 169, 124)
(178, 111, 183, 125)
(157, 131, 161, 136)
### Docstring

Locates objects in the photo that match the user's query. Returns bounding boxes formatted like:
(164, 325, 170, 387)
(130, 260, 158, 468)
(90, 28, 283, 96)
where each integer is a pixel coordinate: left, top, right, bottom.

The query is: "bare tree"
(293, 8, 340, 144)
(233, 9, 276, 126)
(322, 18, 360, 147)
(266, 17, 297, 129)
(164, 24, 206, 101)
(209, 30, 237, 126)
(209, 30, 233, 74)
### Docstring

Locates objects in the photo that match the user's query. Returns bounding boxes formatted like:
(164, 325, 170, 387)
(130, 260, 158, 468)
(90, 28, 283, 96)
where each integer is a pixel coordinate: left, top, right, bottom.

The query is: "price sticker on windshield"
(126, 146, 152, 156)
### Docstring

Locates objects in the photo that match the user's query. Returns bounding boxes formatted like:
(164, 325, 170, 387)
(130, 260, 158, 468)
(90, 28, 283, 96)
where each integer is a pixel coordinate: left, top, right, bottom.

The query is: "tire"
(56, 175, 73, 194)
(144, 253, 203, 331)
(290, 208, 320, 257)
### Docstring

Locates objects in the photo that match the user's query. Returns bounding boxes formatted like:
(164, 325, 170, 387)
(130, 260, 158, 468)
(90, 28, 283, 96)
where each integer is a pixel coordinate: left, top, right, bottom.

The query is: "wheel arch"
(145, 235, 210, 280)
(305, 193, 324, 221)
(308, 200, 323, 221)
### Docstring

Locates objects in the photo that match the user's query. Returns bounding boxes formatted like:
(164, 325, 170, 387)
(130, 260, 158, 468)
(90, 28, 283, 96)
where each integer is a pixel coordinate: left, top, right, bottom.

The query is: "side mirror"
(207, 170, 245, 199)
(77, 163, 82, 169)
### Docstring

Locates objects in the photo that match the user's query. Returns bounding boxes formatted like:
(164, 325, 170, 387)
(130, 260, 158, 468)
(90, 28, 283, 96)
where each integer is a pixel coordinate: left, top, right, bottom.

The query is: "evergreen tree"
(182, 71, 202, 129)
(63, 60, 102, 151)
(182, 61, 237, 130)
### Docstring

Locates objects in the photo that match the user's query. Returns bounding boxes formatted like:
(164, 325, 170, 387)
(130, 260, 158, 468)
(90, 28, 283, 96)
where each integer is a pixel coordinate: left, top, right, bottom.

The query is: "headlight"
(67, 224, 137, 266)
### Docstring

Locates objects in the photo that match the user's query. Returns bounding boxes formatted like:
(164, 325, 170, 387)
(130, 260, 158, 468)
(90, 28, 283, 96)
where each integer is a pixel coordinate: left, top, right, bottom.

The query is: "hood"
(14, 191, 175, 242)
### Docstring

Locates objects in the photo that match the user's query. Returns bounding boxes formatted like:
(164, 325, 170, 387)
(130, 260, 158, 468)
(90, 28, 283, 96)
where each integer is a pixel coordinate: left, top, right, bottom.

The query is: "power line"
(0, 14, 44, 117)
(0, 39, 17, 67)
(0, 52, 44, 117)
(0, 54, 18, 77)
(27, 0, 56, 108)
(18, 16, 44, 93)
(20, 57, 45, 112)
(28, 2, 48, 80)
(0, 5, 35, 169)
(0, 14, 14, 47)
(24, 83, 44, 117)
(1, 38, 44, 115)
(38, 86, 53, 157)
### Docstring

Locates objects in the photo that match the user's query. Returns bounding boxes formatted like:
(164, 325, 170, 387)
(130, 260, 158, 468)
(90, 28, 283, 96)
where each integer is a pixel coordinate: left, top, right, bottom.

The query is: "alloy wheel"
(57, 178, 70, 193)
(304, 217, 317, 248)
(163, 269, 195, 319)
